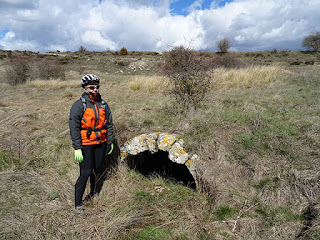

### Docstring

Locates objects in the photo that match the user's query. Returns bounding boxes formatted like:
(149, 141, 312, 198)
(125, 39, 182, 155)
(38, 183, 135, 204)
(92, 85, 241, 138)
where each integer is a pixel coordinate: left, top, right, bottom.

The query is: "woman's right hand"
(74, 149, 84, 163)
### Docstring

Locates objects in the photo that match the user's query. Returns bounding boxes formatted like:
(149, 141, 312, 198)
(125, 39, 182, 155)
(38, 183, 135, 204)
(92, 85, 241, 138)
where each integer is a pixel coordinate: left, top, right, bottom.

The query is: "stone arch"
(120, 132, 198, 188)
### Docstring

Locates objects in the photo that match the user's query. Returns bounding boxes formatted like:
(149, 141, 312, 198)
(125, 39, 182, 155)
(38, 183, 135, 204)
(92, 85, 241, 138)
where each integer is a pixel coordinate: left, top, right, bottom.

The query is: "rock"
(157, 132, 179, 151)
(305, 61, 314, 65)
(290, 61, 302, 65)
(146, 132, 161, 153)
(120, 132, 199, 182)
(185, 154, 198, 182)
(168, 139, 189, 164)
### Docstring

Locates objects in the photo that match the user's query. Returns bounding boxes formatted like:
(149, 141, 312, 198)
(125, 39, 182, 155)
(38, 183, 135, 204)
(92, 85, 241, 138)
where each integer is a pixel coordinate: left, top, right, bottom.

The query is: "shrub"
(216, 37, 231, 53)
(163, 46, 212, 111)
(270, 49, 278, 54)
(212, 54, 246, 69)
(114, 60, 129, 66)
(34, 59, 66, 80)
(302, 32, 320, 52)
(78, 45, 87, 53)
(119, 47, 128, 55)
(5, 56, 31, 85)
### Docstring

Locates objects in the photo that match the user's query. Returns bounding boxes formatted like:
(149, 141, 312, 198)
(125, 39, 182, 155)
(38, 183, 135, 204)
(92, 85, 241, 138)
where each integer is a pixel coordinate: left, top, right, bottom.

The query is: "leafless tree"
(78, 45, 87, 53)
(302, 32, 320, 52)
(163, 46, 212, 111)
(217, 37, 231, 53)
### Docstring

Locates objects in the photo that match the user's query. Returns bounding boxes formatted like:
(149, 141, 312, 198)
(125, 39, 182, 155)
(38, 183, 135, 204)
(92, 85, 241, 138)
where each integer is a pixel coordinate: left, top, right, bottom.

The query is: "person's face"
(85, 83, 100, 93)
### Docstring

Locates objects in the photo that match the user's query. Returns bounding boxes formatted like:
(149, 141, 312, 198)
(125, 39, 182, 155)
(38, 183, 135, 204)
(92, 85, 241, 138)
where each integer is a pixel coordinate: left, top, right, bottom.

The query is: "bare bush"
(78, 45, 87, 53)
(5, 56, 31, 85)
(302, 32, 320, 52)
(114, 59, 130, 66)
(217, 38, 231, 53)
(163, 46, 212, 111)
(270, 49, 278, 54)
(34, 59, 66, 80)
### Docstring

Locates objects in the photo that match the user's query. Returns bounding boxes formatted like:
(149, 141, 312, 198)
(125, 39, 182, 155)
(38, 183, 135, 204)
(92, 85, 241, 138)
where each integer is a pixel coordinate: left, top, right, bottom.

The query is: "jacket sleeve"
(69, 100, 83, 150)
(106, 103, 114, 144)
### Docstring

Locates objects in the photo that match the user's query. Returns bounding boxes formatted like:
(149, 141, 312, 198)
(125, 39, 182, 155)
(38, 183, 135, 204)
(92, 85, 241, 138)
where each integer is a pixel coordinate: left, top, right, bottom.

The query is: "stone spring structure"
(120, 132, 199, 188)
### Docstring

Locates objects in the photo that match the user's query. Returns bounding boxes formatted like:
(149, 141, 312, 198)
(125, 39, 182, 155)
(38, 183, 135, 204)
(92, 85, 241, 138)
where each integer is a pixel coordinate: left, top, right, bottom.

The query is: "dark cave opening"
(124, 150, 196, 189)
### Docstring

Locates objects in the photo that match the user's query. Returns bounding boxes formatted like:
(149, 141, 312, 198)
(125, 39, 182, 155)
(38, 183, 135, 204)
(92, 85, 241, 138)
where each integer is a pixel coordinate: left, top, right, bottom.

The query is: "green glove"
(107, 143, 114, 155)
(74, 149, 84, 163)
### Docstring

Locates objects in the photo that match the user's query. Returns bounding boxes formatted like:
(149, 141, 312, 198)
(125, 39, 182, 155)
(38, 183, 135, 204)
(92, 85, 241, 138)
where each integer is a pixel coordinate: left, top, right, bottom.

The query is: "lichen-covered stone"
(145, 132, 161, 153)
(186, 154, 198, 180)
(120, 133, 148, 156)
(157, 133, 179, 151)
(168, 139, 189, 164)
(120, 132, 200, 183)
(120, 151, 129, 160)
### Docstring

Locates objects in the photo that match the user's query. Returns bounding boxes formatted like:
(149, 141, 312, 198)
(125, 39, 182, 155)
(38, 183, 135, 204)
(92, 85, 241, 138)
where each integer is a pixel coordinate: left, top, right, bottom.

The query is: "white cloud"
(82, 30, 118, 50)
(0, 0, 38, 8)
(3, 31, 15, 39)
(0, 0, 319, 52)
(199, 0, 320, 51)
(187, 0, 204, 12)
(0, 30, 38, 50)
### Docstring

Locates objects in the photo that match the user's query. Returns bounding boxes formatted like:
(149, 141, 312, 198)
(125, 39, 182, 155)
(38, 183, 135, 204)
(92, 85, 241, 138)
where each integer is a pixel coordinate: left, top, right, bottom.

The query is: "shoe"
(74, 205, 84, 216)
(92, 193, 99, 204)
(83, 194, 92, 205)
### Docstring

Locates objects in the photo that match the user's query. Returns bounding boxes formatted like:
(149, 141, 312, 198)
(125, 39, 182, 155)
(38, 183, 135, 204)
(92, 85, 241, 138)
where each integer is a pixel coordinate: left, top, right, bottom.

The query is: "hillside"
(0, 50, 319, 239)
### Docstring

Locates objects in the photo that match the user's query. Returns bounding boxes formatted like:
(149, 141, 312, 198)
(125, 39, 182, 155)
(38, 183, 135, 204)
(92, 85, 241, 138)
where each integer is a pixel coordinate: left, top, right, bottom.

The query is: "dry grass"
(25, 79, 79, 89)
(128, 75, 169, 93)
(0, 52, 319, 239)
(212, 66, 292, 90)
(5, 164, 216, 239)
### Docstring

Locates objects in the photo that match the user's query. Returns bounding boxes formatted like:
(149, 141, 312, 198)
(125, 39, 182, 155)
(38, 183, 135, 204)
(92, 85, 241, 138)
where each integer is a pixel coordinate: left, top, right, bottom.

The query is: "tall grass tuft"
(212, 66, 291, 90)
(129, 75, 168, 93)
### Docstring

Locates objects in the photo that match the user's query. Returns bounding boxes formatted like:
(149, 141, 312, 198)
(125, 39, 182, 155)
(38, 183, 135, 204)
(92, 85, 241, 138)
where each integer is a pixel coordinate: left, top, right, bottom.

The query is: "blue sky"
(0, 0, 319, 52)
(0, 29, 9, 38)
(170, 0, 233, 15)
(98, 0, 232, 16)
(170, 0, 212, 15)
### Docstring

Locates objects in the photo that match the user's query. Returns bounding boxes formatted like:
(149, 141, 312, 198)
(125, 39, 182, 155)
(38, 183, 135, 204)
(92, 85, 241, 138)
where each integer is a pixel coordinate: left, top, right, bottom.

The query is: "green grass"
(48, 191, 60, 201)
(133, 225, 172, 240)
(1, 197, 20, 217)
(256, 205, 303, 227)
(214, 205, 238, 221)
(134, 190, 156, 204)
(254, 177, 281, 190)
(212, 72, 319, 172)
(0, 151, 15, 171)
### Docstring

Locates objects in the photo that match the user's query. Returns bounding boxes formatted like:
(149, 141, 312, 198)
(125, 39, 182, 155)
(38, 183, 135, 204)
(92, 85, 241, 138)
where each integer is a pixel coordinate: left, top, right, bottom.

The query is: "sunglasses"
(86, 85, 100, 90)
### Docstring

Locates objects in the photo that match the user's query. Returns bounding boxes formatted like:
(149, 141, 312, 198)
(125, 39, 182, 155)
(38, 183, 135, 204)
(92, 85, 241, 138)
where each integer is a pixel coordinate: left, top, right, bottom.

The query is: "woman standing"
(69, 74, 114, 215)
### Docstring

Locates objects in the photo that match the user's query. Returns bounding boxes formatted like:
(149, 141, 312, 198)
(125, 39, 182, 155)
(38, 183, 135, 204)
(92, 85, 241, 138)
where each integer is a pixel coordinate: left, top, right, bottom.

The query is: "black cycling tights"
(75, 142, 107, 207)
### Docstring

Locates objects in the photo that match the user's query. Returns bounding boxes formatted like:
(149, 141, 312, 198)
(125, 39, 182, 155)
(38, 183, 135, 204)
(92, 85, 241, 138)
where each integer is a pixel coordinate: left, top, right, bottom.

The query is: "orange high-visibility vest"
(80, 98, 108, 145)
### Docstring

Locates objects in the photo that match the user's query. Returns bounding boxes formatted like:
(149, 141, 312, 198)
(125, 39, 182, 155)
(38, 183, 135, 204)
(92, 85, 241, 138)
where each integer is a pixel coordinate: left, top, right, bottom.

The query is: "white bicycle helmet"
(81, 74, 100, 88)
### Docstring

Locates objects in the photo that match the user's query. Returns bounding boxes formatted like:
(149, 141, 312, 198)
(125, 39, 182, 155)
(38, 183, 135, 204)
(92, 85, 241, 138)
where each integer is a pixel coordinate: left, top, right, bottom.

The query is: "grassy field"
(0, 50, 319, 239)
